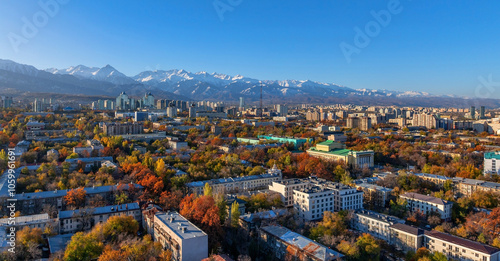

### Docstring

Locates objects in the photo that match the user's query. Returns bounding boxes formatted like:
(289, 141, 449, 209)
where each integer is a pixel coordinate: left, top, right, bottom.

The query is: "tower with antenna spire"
(259, 81, 263, 118)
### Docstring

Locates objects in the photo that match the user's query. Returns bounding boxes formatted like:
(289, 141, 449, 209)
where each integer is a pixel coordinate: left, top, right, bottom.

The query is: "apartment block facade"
(400, 192, 453, 221)
(153, 212, 208, 261)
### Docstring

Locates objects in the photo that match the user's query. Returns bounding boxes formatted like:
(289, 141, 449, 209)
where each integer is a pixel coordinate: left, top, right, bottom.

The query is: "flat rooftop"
(307, 147, 352, 156)
(355, 209, 403, 224)
(355, 182, 392, 193)
(0, 213, 50, 225)
(295, 186, 332, 194)
(425, 230, 500, 255)
(389, 223, 424, 236)
(261, 225, 343, 260)
(401, 192, 452, 206)
(186, 172, 280, 188)
(13, 183, 142, 200)
(155, 211, 207, 240)
(59, 203, 140, 219)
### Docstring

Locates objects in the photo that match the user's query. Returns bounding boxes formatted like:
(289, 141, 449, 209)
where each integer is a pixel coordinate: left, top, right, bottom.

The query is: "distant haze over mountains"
(0, 59, 497, 107)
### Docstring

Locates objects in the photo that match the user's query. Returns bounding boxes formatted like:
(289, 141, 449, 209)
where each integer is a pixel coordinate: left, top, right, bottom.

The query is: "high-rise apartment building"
(276, 104, 288, 116)
(470, 106, 476, 119)
(347, 116, 372, 131)
(412, 114, 437, 129)
(0, 96, 13, 108)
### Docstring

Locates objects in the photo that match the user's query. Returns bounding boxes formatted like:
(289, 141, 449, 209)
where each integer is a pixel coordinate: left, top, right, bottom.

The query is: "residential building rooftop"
(355, 182, 392, 193)
(58, 203, 140, 219)
(389, 223, 424, 236)
(425, 230, 500, 255)
(401, 192, 452, 206)
(239, 209, 288, 223)
(414, 173, 453, 181)
(485, 152, 500, 160)
(48, 233, 74, 254)
(354, 209, 402, 224)
(261, 225, 344, 260)
(155, 211, 208, 240)
(0, 213, 50, 226)
(186, 172, 280, 188)
(13, 183, 142, 200)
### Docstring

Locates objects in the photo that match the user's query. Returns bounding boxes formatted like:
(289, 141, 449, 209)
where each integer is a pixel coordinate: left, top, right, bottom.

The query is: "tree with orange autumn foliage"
(160, 189, 184, 210)
(135, 168, 164, 201)
(64, 187, 86, 209)
(9, 133, 19, 144)
(179, 194, 222, 251)
(122, 162, 164, 201)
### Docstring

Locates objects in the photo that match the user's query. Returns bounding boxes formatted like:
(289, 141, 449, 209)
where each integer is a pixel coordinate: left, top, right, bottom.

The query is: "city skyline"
(4, 2, 500, 260)
(1, 1, 500, 98)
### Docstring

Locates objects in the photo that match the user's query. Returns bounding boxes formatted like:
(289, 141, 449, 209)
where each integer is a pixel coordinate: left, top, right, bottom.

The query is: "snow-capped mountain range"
(45, 64, 136, 85)
(0, 59, 469, 105)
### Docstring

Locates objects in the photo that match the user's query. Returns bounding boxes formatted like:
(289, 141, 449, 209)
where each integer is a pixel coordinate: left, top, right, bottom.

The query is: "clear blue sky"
(1, 0, 500, 97)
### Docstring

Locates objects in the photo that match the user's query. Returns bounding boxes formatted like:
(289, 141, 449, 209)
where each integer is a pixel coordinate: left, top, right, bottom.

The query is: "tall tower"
(239, 97, 245, 109)
(259, 82, 263, 118)
(470, 106, 476, 119)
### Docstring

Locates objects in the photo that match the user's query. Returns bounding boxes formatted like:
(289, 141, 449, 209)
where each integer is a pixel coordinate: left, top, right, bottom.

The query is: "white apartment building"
(326, 183, 364, 212)
(351, 209, 404, 242)
(400, 192, 453, 221)
(58, 203, 141, 234)
(425, 230, 500, 261)
(293, 186, 335, 221)
(390, 223, 425, 253)
(268, 178, 310, 207)
(484, 152, 500, 175)
(153, 211, 208, 261)
(272, 177, 363, 214)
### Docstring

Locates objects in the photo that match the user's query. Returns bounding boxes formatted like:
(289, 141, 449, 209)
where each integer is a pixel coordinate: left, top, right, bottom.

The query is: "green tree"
(204, 183, 213, 197)
(309, 211, 349, 240)
(67, 152, 79, 159)
(443, 180, 453, 192)
(431, 251, 447, 261)
(356, 233, 380, 260)
(230, 201, 241, 227)
(21, 167, 29, 175)
(340, 171, 353, 185)
(337, 240, 360, 259)
(102, 215, 139, 241)
(64, 232, 104, 261)
(0, 149, 7, 161)
(115, 192, 129, 205)
(155, 158, 165, 175)
(216, 196, 227, 222)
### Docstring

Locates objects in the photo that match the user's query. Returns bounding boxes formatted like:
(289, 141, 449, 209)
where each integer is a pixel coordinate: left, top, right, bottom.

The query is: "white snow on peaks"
(0, 59, 40, 76)
(46, 64, 135, 85)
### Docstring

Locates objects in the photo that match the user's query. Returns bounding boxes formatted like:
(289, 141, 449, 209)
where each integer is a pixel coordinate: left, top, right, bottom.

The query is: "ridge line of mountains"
(0, 59, 497, 107)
